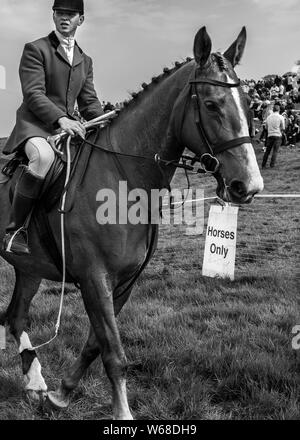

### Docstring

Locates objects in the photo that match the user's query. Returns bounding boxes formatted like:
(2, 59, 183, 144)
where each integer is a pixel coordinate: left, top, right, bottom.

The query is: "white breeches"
(25, 137, 55, 178)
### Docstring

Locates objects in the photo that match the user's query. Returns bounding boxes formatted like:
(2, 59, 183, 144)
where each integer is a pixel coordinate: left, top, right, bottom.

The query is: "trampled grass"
(0, 138, 299, 420)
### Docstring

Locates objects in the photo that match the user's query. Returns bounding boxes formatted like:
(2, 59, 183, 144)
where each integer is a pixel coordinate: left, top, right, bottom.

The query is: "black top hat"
(53, 0, 84, 14)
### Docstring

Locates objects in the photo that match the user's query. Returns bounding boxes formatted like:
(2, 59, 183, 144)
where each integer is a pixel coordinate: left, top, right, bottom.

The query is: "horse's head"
(176, 26, 263, 204)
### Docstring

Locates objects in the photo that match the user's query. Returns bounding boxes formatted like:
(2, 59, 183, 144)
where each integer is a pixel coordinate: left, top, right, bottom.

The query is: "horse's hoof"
(113, 413, 134, 420)
(47, 390, 71, 409)
(26, 389, 47, 405)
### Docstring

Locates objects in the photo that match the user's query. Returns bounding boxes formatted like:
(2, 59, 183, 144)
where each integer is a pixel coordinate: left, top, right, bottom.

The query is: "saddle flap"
(9, 165, 26, 203)
(1, 152, 27, 184)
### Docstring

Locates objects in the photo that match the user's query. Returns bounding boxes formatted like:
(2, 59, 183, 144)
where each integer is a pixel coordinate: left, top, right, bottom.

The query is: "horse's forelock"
(198, 52, 229, 76)
(195, 52, 239, 86)
(213, 52, 228, 71)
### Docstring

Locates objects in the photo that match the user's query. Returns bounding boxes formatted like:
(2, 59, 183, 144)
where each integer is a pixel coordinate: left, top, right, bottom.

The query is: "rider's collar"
(55, 31, 75, 50)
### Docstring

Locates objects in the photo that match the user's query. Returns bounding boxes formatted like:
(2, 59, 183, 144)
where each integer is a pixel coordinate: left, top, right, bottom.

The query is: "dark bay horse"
(0, 27, 263, 419)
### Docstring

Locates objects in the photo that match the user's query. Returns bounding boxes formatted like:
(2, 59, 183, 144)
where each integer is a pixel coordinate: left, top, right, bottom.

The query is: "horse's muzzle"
(225, 179, 262, 204)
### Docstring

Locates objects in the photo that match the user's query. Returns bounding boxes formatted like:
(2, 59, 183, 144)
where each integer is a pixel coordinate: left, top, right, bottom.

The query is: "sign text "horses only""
(207, 226, 235, 259)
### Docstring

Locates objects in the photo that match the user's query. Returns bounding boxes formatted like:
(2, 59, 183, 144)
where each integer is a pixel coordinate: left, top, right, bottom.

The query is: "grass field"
(0, 135, 299, 420)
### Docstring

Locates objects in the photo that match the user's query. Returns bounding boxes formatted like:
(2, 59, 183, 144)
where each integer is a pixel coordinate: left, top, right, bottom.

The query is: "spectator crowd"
(241, 73, 300, 149)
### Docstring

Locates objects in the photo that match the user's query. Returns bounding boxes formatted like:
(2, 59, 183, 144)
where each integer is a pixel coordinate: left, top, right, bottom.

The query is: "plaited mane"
(117, 58, 193, 113)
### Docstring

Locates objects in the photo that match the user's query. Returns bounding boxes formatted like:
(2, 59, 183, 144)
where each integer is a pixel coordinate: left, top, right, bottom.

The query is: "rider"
(2, 0, 103, 255)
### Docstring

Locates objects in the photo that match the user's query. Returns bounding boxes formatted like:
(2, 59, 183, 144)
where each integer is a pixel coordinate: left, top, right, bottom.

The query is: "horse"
(0, 26, 263, 420)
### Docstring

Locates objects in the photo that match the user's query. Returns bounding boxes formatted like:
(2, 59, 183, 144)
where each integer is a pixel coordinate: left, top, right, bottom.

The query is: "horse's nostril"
(230, 180, 247, 197)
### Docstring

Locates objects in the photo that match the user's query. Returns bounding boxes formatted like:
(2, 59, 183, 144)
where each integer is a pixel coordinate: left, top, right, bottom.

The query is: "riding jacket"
(4, 31, 103, 155)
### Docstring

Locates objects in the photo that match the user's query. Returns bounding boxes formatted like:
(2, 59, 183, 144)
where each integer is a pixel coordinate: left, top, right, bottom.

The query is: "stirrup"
(3, 228, 30, 255)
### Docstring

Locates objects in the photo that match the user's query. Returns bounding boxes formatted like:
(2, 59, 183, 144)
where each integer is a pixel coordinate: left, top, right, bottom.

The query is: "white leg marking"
(19, 331, 33, 352)
(25, 358, 47, 392)
(113, 379, 133, 420)
(19, 332, 47, 392)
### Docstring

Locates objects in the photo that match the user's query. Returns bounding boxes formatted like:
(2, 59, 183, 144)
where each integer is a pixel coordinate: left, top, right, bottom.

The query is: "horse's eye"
(204, 101, 218, 112)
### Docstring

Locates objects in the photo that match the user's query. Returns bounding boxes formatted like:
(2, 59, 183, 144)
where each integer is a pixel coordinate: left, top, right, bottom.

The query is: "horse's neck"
(110, 62, 194, 159)
(83, 62, 195, 194)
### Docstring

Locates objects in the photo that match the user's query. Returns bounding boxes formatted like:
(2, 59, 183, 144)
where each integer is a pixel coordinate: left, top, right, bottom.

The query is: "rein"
(83, 133, 206, 173)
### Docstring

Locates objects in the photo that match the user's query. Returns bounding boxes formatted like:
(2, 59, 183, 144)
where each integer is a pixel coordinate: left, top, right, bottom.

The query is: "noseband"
(175, 70, 252, 174)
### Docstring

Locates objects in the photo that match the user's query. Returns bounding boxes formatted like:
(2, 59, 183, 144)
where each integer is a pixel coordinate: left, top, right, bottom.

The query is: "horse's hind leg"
(5, 269, 47, 402)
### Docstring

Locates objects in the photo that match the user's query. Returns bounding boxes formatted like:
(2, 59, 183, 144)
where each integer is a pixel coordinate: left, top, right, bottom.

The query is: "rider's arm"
(77, 57, 103, 121)
(19, 42, 67, 127)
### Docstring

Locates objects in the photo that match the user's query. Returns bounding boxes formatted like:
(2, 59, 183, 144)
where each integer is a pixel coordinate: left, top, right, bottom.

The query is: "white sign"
(292, 325, 300, 350)
(202, 204, 239, 281)
(0, 65, 6, 90)
(0, 325, 6, 350)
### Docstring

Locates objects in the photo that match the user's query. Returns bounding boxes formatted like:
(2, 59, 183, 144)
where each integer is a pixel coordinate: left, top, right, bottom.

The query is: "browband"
(189, 78, 241, 88)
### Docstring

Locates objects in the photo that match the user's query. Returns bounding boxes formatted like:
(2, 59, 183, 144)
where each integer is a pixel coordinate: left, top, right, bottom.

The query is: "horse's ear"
(193, 26, 212, 68)
(223, 26, 247, 67)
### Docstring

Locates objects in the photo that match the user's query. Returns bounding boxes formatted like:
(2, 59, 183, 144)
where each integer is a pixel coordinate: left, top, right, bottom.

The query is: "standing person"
(259, 100, 272, 151)
(278, 83, 285, 98)
(103, 101, 115, 112)
(286, 98, 295, 115)
(286, 75, 293, 93)
(286, 115, 299, 147)
(2, 0, 103, 255)
(262, 105, 285, 169)
(274, 75, 282, 87)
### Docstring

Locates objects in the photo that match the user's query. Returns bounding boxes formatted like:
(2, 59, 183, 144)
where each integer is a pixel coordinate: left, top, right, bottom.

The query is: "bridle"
(63, 66, 252, 184)
(173, 68, 252, 174)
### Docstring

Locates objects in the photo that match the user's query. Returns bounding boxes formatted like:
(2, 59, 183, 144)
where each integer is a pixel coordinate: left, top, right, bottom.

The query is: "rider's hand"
(58, 117, 86, 139)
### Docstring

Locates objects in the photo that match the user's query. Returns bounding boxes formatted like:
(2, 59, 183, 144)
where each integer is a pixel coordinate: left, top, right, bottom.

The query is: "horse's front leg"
(47, 289, 133, 411)
(48, 325, 101, 408)
(80, 269, 133, 420)
(5, 269, 47, 402)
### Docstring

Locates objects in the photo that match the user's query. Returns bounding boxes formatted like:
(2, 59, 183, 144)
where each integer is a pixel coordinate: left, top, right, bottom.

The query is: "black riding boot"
(2, 167, 44, 255)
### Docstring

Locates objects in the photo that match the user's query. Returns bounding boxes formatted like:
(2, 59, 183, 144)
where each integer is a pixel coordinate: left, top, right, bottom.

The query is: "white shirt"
(266, 112, 285, 137)
(55, 31, 75, 65)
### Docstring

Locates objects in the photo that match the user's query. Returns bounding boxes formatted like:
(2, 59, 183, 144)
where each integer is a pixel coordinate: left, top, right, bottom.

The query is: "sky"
(0, 0, 299, 137)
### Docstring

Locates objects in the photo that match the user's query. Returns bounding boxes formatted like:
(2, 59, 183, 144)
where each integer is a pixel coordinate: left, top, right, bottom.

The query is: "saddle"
(0, 112, 117, 283)
(1, 134, 94, 284)
(3, 136, 81, 206)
